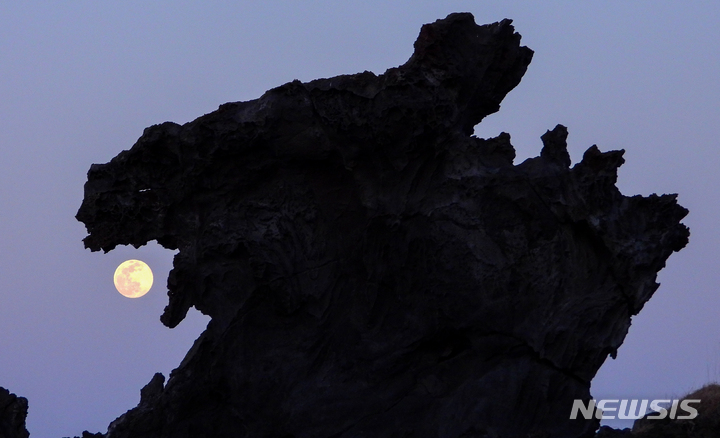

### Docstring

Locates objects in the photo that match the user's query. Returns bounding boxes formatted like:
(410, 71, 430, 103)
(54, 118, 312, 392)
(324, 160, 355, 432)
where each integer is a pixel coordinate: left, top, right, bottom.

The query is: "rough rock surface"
(75, 13, 689, 438)
(0, 387, 29, 438)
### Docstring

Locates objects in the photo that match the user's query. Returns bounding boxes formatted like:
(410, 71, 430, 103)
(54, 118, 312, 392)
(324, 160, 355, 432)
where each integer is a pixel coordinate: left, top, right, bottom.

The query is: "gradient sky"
(1, 2, 718, 436)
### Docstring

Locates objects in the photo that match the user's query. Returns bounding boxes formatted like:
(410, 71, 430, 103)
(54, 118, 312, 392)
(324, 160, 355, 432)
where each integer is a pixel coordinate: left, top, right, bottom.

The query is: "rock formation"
(75, 12, 689, 438)
(631, 384, 720, 438)
(0, 387, 28, 438)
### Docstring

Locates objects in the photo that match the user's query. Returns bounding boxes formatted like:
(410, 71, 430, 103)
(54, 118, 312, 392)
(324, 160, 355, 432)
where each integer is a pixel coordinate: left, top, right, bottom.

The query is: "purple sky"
(0, 2, 718, 435)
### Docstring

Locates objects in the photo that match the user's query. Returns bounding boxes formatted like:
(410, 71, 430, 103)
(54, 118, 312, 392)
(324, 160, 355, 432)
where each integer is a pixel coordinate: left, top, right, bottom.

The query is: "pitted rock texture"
(76, 13, 689, 438)
(0, 387, 28, 438)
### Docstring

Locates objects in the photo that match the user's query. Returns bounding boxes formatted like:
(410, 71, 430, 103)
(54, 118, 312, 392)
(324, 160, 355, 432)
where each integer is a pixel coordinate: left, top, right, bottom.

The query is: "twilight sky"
(0, 2, 718, 436)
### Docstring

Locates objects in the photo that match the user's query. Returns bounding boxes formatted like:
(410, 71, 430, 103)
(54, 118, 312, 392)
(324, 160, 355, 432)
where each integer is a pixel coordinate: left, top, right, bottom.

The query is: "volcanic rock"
(0, 387, 28, 438)
(75, 12, 689, 438)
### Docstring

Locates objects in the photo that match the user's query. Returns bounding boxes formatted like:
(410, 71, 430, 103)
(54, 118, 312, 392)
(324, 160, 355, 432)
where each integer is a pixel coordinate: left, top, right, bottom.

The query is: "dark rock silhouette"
(75, 12, 689, 438)
(0, 387, 28, 438)
(66, 432, 104, 438)
(630, 383, 720, 438)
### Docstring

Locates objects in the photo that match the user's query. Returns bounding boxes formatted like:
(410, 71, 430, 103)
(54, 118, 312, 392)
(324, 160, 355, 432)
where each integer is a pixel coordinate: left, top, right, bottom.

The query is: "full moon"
(114, 259, 153, 298)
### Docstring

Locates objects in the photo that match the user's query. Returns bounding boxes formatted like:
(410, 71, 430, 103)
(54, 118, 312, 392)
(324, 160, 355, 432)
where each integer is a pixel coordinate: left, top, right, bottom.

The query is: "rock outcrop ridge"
(75, 13, 689, 438)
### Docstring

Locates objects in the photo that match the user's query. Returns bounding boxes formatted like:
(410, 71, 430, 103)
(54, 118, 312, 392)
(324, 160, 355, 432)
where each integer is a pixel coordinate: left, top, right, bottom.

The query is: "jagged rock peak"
(75, 12, 688, 438)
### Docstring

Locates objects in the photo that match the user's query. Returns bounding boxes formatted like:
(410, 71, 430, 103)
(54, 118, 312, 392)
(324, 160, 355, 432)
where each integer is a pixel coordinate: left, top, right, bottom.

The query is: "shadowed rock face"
(75, 12, 689, 438)
(0, 387, 28, 438)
